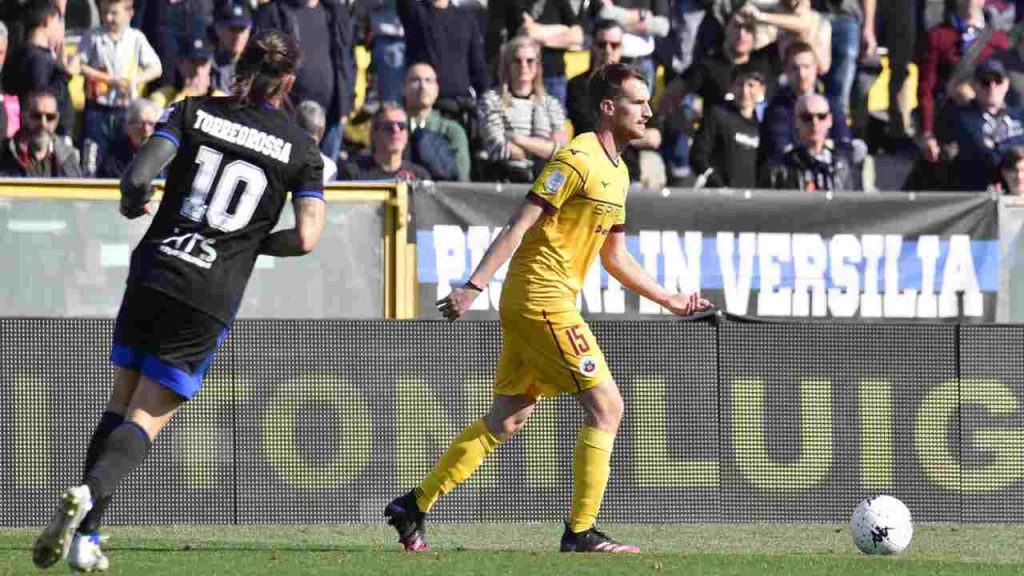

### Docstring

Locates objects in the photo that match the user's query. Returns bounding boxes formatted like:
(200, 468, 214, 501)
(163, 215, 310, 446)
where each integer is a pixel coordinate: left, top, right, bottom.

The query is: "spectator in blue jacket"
(758, 40, 850, 170)
(954, 59, 1024, 191)
(255, 0, 355, 163)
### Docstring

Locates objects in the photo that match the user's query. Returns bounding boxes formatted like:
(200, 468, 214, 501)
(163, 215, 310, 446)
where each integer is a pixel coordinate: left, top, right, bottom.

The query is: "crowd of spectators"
(3, 0, 1024, 193)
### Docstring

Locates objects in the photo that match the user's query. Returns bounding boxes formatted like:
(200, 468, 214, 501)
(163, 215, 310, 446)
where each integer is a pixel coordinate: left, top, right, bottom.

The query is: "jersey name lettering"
(192, 109, 293, 163)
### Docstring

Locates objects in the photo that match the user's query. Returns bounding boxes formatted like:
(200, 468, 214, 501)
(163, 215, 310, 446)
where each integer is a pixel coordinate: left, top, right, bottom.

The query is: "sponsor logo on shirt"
(735, 132, 760, 149)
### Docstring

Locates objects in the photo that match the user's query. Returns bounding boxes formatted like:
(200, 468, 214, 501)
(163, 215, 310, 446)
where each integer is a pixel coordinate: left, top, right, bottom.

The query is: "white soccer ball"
(850, 495, 914, 555)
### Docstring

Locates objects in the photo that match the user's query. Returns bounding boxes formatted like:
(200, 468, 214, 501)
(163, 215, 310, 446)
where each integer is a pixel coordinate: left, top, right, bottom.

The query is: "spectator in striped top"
(477, 36, 567, 183)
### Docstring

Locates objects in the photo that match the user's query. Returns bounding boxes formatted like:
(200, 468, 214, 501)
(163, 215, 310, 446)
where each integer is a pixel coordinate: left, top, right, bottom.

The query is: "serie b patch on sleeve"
(578, 355, 598, 376)
(543, 170, 566, 195)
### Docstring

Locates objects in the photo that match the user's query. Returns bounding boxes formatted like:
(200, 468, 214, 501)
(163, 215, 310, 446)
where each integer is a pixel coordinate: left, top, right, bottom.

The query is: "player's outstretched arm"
(436, 200, 545, 321)
(119, 136, 177, 219)
(259, 197, 327, 257)
(600, 231, 713, 316)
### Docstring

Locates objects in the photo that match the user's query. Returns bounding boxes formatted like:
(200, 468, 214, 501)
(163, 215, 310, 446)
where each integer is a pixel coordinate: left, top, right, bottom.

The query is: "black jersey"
(128, 96, 324, 324)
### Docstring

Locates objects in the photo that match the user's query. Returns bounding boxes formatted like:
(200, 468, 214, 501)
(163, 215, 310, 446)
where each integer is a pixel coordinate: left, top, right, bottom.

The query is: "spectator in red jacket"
(916, 0, 1010, 163)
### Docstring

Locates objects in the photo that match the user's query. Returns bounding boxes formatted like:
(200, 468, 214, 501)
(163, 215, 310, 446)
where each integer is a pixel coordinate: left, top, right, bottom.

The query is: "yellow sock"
(415, 418, 501, 513)
(568, 425, 616, 533)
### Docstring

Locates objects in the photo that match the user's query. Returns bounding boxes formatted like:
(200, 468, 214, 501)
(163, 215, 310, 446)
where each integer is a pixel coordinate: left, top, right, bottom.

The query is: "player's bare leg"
(561, 378, 639, 553)
(483, 394, 537, 441)
(386, 394, 536, 551)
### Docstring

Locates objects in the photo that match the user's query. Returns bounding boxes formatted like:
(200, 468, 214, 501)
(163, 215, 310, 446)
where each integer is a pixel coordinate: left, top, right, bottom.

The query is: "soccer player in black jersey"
(32, 30, 326, 572)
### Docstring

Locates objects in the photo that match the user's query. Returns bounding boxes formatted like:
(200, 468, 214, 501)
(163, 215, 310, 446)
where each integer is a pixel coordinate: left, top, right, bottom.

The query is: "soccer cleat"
(67, 532, 110, 572)
(32, 485, 94, 568)
(384, 491, 429, 551)
(559, 522, 641, 553)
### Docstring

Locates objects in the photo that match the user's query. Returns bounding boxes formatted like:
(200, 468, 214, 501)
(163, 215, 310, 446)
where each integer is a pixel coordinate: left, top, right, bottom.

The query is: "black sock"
(78, 411, 124, 534)
(85, 422, 153, 504)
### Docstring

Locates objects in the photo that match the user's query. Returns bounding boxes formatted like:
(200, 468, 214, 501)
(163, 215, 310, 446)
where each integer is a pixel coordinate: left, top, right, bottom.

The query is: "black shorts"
(110, 285, 229, 400)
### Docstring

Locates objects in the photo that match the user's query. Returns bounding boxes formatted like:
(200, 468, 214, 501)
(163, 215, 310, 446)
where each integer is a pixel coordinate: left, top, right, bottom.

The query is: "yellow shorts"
(494, 308, 612, 399)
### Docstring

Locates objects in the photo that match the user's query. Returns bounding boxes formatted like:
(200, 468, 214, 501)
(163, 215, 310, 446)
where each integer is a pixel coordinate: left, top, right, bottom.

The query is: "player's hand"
(664, 292, 713, 316)
(119, 200, 155, 219)
(120, 183, 158, 219)
(436, 285, 482, 322)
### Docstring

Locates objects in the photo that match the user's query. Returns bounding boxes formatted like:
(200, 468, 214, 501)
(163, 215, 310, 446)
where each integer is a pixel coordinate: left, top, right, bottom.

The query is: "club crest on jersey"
(578, 355, 598, 376)
(543, 170, 566, 195)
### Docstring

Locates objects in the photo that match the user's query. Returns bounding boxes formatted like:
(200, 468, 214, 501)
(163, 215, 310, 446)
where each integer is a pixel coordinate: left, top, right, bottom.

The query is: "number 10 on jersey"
(181, 145, 269, 232)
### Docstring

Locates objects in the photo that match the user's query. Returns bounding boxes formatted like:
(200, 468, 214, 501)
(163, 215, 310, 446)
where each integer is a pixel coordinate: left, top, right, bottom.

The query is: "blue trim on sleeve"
(152, 130, 180, 148)
(293, 189, 325, 199)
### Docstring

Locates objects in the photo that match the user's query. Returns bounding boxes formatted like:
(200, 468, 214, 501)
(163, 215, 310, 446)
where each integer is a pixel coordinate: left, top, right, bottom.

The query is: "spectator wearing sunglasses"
(759, 93, 856, 191)
(338, 103, 430, 182)
(567, 19, 663, 189)
(485, 0, 584, 106)
(4, 0, 79, 139)
(0, 89, 82, 177)
(478, 35, 567, 182)
(952, 59, 1024, 191)
(588, 0, 670, 95)
(567, 20, 624, 135)
(758, 40, 852, 171)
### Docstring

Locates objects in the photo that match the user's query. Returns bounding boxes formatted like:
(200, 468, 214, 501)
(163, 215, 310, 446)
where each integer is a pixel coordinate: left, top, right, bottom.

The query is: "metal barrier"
(0, 179, 414, 319)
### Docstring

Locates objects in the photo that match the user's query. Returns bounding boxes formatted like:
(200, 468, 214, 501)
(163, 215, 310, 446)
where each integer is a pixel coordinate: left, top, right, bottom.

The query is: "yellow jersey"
(501, 132, 630, 315)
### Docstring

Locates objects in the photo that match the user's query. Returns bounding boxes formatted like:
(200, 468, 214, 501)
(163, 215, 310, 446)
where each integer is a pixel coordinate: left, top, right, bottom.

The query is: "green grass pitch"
(2, 523, 1024, 575)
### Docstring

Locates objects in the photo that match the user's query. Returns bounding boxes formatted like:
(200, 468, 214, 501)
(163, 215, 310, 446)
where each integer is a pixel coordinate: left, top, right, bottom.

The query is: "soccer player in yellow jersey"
(385, 63, 713, 553)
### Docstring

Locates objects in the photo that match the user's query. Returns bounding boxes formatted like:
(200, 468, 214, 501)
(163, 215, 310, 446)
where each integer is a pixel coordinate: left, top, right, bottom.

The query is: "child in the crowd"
(78, 0, 162, 158)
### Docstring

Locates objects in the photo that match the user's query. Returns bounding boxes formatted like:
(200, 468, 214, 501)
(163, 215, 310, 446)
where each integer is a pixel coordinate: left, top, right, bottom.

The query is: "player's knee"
(485, 395, 536, 440)
(583, 381, 624, 431)
(492, 412, 527, 440)
(599, 394, 625, 430)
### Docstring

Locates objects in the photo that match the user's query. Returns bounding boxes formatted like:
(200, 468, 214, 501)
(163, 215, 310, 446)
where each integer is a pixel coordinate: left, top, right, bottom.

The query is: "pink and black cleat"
(384, 491, 430, 552)
(559, 522, 641, 554)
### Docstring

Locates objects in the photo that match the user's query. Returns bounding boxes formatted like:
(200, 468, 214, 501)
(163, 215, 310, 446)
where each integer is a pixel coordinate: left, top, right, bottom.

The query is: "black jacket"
(398, 0, 489, 100)
(0, 132, 83, 177)
(759, 143, 856, 192)
(254, 0, 355, 120)
(690, 101, 760, 188)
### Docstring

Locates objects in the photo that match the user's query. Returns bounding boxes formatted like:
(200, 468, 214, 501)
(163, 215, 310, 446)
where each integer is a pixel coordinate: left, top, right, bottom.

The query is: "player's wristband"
(462, 280, 484, 292)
